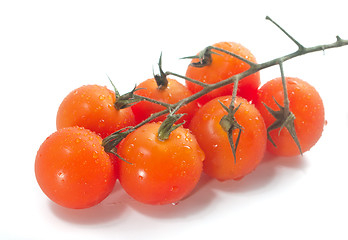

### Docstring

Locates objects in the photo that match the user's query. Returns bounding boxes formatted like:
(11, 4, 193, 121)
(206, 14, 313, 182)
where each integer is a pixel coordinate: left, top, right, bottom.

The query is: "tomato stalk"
(218, 70, 245, 163)
(262, 62, 303, 155)
(102, 16, 348, 158)
(181, 46, 221, 68)
(114, 86, 172, 110)
(219, 101, 243, 163)
(153, 52, 168, 89)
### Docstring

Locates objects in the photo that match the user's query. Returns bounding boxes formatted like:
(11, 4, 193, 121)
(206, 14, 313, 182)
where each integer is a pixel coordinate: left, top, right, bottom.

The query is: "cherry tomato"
(189, 96, 267, 181)
(185, 41, 260, 106)
(35, 127, 117, 209)
(131, 78, 198, 128)
(254, 77, 325, 156)
(117, 122, 204, 205)
(56, 85, 135, 139)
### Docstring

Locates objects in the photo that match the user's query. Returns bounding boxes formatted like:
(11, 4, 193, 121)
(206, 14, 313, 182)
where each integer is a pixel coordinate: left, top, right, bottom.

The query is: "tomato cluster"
(35, 41, 325, 209)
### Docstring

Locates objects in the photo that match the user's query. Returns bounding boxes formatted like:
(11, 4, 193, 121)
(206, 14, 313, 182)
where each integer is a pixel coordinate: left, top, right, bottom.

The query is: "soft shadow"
(50, 153, 309, 222)
(263, 152, 309, 169)
(128, 174, 216, 219)
(50, 182, 127, 225)
(210, 152, 308, 193)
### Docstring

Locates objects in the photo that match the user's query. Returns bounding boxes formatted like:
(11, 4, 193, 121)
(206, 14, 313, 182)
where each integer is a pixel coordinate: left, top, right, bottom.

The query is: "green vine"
(102, 16, 348, 161)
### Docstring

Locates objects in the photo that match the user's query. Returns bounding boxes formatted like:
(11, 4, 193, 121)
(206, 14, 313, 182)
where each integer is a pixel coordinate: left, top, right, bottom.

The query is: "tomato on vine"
(189, 96, 267, 181)
(254, 77, 325, 156)
(130, 77, 198, 127)
(56, 84, 135, 139)
(35, 127, 117, 209)
(116, 122, 204, 205)
(185, 41, 260, 106)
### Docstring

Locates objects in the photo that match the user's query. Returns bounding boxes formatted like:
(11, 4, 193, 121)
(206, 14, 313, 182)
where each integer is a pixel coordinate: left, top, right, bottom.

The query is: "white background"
(1, 0, 348, 239)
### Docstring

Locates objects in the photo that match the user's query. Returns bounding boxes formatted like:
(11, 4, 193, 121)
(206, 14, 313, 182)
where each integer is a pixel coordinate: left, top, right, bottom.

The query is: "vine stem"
(171, 35, 348, 109)
(279, 61, 290, 112)
(102, 17, 348, 154)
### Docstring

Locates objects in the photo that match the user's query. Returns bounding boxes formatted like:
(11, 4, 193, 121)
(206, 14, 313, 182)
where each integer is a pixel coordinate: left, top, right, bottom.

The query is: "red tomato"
(254, 77, 325, 156)
(35, 127, 117, 209)
(185, 42, 260, 106)
(189, 96, 267, 181)
(56, 85, 135, 139)
(131, 78, 198, 127)
(117, 122, 204, 205)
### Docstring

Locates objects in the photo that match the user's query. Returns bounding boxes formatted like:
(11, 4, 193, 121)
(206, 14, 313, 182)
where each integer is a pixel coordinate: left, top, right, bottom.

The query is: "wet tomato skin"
(56, 85, 135, 139)
(189, 96, 267, 181)
(131, 78, 198, 128)
(254, 77, 325, 156)
(35, 126, 117, 209)
(117, 122, 204, 205)
(185, 42, 260, 106)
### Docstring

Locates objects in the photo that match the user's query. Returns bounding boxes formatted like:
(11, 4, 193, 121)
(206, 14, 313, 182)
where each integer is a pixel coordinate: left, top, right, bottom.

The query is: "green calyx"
(219, 101, 244, 164)
(263, 62, 302, 155)
(113, 86, 143, 110)
(107, 75, 142, 110)
(153, 52, 168, 90)
(101, 127, 134, 164)
(182, 46, 221, 68)
(157, 113, 186, 141)
(262, 98, 303, 155)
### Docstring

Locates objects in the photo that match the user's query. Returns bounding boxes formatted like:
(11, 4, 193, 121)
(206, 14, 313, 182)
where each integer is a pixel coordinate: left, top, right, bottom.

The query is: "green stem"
(279, 61, 290, 112)
(266, 16, 305, 50)
(210, 46, 257, 67)
(133, 94, 171, 108)
(103, 17, 348, 155)
(165, 71, 209, 87)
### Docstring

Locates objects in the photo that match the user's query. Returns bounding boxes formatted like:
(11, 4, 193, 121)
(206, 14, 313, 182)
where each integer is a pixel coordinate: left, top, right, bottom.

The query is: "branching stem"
(103, 17, 348, 157)
(165, 71, 209, 87)
(266, 16, 305, 50)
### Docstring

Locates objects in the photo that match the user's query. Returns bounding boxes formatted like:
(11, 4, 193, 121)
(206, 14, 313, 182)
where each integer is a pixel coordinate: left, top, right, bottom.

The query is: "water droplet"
(213, 144, 218, 148)
(176, 135, 181, 139)
(93, 151, 98, 159)
(137, 169, 146, 181)
(98, 119, 105, 128)
(170, 186, 179, 192)
(99, 95, 105, 100)
(75, 138, 81, 143)
(57, 171, 65, 182)
(171, 202, 180, 206)
(137, 152, 144, 158)
(203, 114, 210, 120)
(183, 145, 192, 152)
